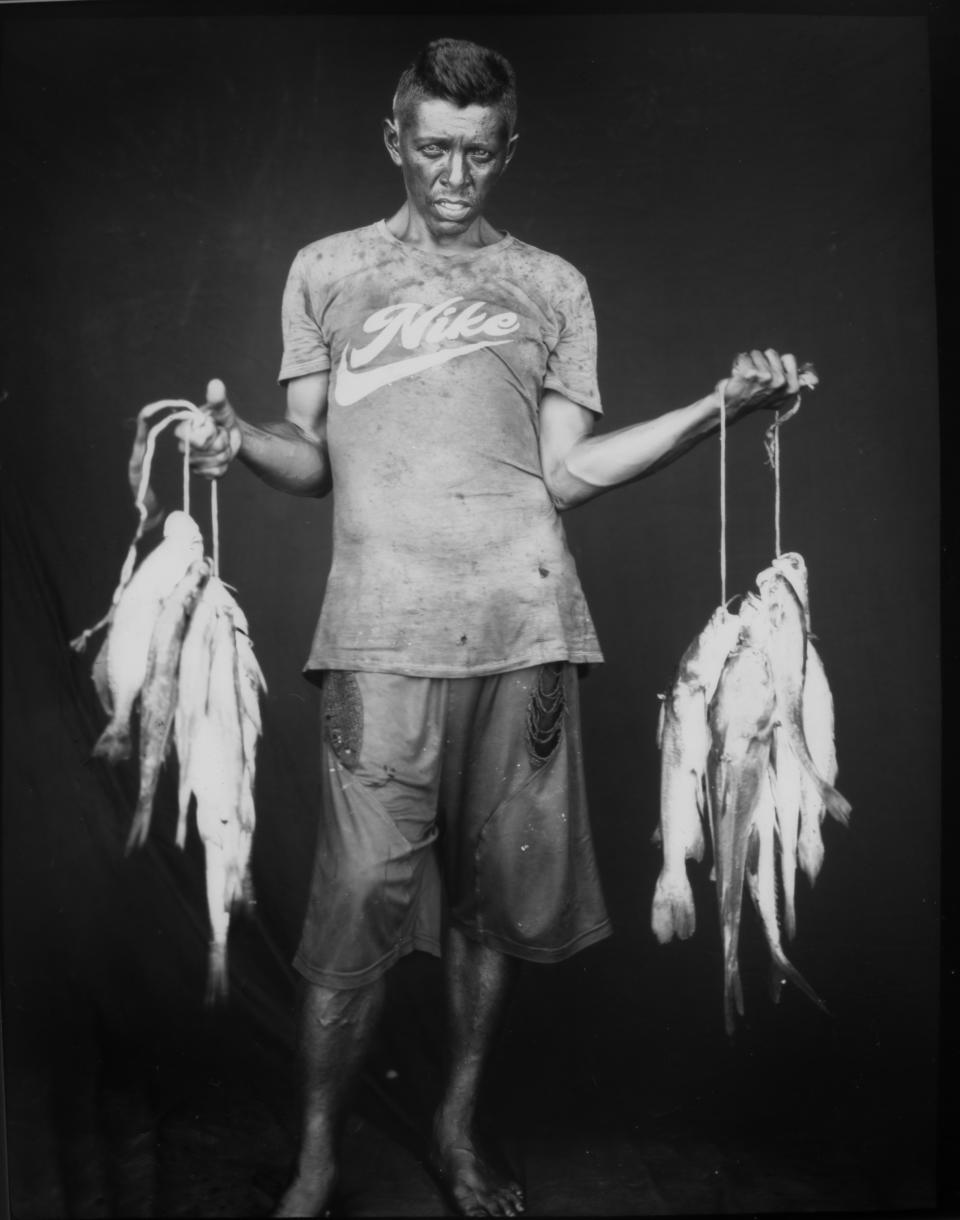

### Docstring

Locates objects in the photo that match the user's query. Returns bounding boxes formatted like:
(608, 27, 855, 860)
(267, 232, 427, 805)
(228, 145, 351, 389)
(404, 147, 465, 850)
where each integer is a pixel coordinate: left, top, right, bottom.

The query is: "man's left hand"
(722, 349, 818, 420)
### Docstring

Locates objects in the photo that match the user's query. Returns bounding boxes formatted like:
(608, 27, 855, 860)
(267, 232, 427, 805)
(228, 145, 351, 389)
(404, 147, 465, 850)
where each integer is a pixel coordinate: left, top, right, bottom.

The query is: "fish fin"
(91, 634, 114, 715)
(92, 724, 132, 763)
(651, 871, 696, 943)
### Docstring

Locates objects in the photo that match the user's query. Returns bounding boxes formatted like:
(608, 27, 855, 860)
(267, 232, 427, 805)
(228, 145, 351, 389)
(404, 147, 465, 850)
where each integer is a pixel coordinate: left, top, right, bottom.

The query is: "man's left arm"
(540, 348, 812, 511)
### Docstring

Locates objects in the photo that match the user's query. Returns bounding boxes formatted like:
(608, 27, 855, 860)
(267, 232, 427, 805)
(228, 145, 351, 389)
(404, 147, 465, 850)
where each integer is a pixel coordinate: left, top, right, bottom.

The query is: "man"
(187, 37, 809, 1218)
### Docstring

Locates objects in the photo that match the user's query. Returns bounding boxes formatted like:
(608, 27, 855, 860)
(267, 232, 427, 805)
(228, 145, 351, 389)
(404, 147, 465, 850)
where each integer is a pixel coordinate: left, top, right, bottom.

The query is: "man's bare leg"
(432, 927, 525, 1217)
(275, 979, 385, 1218)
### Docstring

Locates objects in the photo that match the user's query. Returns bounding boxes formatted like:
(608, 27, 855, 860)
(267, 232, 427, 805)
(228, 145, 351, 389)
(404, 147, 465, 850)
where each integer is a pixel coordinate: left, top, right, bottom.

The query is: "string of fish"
(70, 389, 266, 1002)
(651, 360, 850, 1035)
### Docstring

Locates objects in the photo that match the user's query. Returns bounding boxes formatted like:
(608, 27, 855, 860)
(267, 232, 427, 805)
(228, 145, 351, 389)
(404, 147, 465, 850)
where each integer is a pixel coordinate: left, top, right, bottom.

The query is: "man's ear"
(383, 116, 402, 166)
(503, 132, 519, 171)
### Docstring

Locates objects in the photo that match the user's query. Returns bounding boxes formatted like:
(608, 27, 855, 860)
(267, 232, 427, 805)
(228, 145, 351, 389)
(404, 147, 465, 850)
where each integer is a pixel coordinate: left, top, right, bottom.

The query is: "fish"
(92, 510, 204, 763)
(126, 558, 211, 853)
(706, 643, 777, 1037)
(173, 578, 228, 848)
(178, 590, 264, 1001)
(768, 725, 803, 941)
(745, 769, 828, 1015)
(652, 605, 743, 943)
(797, 640, 839, 885)
(747, 567, 851, 826)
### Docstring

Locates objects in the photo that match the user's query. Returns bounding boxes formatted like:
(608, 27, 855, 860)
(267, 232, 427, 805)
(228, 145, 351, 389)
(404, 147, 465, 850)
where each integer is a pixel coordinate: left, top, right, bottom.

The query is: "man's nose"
(441, 151, 468, 188)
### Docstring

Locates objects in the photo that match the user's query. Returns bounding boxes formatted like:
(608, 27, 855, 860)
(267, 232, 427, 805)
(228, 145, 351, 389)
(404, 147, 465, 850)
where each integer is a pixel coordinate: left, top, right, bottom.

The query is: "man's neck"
(384, 204, 501, 255)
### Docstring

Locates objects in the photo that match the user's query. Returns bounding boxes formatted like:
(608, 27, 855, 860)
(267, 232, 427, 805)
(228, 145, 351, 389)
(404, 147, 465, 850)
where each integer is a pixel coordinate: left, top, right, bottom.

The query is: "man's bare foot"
(430, 1137, 525, 1217)
(272, 1161, 336, 1218)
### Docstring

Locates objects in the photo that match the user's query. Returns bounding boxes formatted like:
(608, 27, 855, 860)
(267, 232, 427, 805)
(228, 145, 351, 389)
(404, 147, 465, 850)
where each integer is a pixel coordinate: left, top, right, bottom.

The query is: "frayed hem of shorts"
(292, 934, 441, 990)
(448, 918, 613, 963)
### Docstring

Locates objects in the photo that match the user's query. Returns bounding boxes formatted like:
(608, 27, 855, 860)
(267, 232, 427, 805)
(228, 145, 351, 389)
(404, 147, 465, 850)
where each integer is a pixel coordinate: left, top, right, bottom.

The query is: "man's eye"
(420, 144, 443, 155)
(470, 150, 493, 162)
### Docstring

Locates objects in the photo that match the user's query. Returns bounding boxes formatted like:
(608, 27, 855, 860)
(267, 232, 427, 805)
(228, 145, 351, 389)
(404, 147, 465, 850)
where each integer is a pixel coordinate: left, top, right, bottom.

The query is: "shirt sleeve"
(278, 249, 331, 384)
(542, 272, 603, 416)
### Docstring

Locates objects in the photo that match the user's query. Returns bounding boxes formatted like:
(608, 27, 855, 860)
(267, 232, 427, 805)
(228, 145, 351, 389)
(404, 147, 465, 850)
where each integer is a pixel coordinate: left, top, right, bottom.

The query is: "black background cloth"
(1, 8, 946, 1217)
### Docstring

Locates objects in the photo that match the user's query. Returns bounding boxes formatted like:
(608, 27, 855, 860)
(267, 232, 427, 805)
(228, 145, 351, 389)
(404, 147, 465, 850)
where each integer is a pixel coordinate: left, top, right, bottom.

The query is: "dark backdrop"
(1, 10, 942, 1217)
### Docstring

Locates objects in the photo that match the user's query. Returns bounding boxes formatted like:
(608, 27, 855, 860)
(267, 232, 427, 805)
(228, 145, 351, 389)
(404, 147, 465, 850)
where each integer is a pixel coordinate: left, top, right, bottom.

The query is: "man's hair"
(392, 38, 517, 135)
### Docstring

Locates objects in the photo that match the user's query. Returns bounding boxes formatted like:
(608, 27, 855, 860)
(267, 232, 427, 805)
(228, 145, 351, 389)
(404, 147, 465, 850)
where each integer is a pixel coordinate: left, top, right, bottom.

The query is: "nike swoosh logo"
(334, 340, 511, 406)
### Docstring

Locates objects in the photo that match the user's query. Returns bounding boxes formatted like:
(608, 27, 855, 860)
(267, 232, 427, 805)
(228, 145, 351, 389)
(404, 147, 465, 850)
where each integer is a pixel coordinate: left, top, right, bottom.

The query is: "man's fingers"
(732, 351, 762, 382)
(779, 351, 800, 394)
(763, 348, 787, 388)
(750, 349, 773, 383)
(206, 378, 227, 406)
(190, 458, 230, 480)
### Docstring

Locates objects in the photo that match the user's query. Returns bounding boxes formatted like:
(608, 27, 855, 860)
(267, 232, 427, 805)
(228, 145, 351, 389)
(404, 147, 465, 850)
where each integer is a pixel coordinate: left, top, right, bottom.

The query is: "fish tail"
(783, 874, 797, 942)
(92, 723, 132, 763)
(651, 870, 696, 943)
(241, 867, 257, 911)
(798, 829, 824, 886)
(124, 806, 151, 855)
(821, 781, 852, 826)
(724, 962, 744, 1038)
(769, 947, 829, 1017)
(175, 784, 191, 849)
(204, 942, 229, 1005)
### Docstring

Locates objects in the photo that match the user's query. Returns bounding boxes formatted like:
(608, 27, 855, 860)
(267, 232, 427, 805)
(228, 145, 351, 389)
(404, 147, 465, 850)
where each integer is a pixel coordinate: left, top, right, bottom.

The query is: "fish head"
(690, 604, 743, 702)
(772, 552, 810, 621)
(757, 570, 807, 645)
(163, 510, 204, 549)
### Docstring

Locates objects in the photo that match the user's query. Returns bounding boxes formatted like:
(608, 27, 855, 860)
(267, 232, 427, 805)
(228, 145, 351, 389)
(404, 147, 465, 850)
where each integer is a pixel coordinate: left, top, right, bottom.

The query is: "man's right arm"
(186, 372, 332, 497)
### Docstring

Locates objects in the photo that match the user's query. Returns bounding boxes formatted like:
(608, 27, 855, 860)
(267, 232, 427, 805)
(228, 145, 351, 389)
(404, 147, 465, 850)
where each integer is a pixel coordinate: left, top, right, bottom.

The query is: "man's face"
(384, 97, 518, 238)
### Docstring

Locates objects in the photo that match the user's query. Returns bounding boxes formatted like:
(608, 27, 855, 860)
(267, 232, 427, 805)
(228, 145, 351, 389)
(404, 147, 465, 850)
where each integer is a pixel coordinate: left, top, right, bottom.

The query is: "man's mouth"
(434, 198, 472, 217)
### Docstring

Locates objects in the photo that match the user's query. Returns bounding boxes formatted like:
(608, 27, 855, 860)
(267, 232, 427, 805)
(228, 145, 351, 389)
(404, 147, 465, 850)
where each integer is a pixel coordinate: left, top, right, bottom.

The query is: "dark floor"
(3, 941, 943, 1218)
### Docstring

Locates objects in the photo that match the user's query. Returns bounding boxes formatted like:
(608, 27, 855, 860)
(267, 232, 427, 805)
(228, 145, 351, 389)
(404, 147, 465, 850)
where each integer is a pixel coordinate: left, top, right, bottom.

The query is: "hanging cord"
(772, 412, 781, 557)
(763, 394, 803, 559)
(716, 378, 729, 606)
(211, 479, 220, 579)
(183, 432, 191, 517)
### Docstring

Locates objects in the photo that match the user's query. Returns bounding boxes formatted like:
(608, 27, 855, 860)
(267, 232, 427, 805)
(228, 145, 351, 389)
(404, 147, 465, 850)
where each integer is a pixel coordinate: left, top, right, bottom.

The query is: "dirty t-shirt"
(278, 219, 604, 678)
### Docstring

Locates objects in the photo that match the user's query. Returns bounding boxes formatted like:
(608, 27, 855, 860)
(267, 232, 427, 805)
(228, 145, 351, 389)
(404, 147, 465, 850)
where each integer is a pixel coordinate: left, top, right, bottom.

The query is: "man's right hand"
(177, 378, 242, 480)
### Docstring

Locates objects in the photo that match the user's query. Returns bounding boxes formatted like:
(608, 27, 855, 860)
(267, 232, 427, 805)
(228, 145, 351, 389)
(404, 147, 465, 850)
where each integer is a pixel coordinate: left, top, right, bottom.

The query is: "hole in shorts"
(526, 662, 566, 768)
(322, 670, 363, 771)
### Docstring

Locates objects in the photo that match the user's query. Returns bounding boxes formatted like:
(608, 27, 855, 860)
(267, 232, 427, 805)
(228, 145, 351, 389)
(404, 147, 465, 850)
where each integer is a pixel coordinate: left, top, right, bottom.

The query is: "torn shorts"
(293, 664, 612, 990)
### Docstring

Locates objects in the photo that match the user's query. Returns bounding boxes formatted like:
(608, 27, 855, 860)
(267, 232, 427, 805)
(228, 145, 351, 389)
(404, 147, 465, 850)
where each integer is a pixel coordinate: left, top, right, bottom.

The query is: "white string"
(717, 378, 728, 605)
(183, 433, 191, 516)
(211, 479, 220, 579)
(773, 412, 781, 557)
